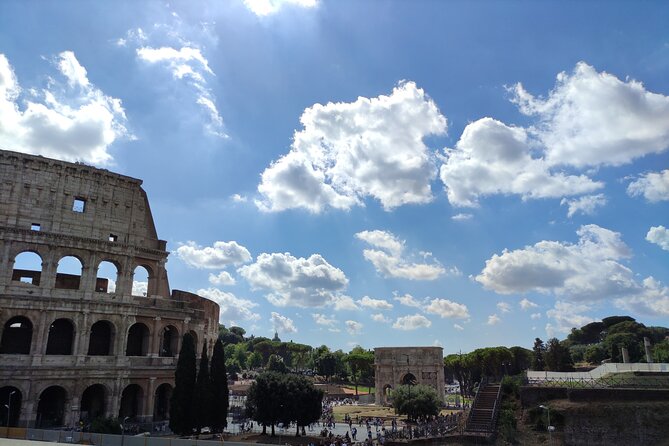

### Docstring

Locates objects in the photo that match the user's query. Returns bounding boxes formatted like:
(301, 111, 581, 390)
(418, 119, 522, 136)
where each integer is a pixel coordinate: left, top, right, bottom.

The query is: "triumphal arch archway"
(374, 347, 445, 405)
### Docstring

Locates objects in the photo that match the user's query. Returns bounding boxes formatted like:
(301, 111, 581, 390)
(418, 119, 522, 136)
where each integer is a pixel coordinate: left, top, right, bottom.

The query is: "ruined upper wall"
(0, 150, 163, 250)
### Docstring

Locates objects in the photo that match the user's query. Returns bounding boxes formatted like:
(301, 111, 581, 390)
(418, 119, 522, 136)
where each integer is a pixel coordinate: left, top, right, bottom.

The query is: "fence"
(525, 373, 669, 389)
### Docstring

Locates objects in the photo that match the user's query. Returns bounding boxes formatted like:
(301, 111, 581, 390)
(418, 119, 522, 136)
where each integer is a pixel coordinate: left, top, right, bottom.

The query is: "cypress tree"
(210, 339, 229, 433)
(169, 332, 196, 435)
(194, 341, 213, 433)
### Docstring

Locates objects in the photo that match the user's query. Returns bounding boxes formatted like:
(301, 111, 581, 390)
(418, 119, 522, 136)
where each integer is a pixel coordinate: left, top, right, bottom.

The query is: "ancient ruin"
(0, 149, 220, 428)
(374, 347, 445, 405)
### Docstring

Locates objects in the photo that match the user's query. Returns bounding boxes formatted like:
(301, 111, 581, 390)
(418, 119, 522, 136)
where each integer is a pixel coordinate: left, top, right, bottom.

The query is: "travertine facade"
(0, 149, 219, 428)
(374, 347, 445, 405)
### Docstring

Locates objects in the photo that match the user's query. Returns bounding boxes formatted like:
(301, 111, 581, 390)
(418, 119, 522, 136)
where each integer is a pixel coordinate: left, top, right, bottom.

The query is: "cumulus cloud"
(208, 271, 236, 286)
(0, 52, 129, 165)
(312, 313, 337, 326)
(452, 213, 473, 221)
(439, 118, 602, 207)
(332, 295, 360, 311)
(176, 241, 252, 269)
(628, 170, 669, 202)
(136, 46, 224, 137)
(545, 301, 595, 334)
(512, 62, 669, 168)
(425, 298, 470, 319)
(357, 296, 393, 310)
(231, 193, 248, 203)
(519, 298, 538, 310)
(238, 252, 348, 307)
(197, 287, 261, 325)
(453, 324, 464, 331)
(371, 313, 391, 323)
(531, 312, 542, 320)
(256, 81, 446, 213)
(487, 314, 501, 325)
(356, 230, 449, 280)
(270, 312, 297, 334)
(394, 293, 422, 308)
(392, 314, 432, 330)
(345, 320, 363, 335)
(647, 226, 669, 251)
(561, 194, 607, 218)
(497, 302, 511, 313)
(132, 281, 148, 297)
(243, 0, 317, 16)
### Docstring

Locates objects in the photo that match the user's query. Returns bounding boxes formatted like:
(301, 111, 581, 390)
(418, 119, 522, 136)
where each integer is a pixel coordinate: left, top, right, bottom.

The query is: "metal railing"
(525, 373, 669, 389)
(465, 376, 487, 430)
(489, 381, 503, 433)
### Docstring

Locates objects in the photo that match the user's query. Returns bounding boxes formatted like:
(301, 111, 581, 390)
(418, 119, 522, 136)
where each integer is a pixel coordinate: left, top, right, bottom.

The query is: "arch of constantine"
(0, 149, 220, 428)
(374, 347, 445, 405)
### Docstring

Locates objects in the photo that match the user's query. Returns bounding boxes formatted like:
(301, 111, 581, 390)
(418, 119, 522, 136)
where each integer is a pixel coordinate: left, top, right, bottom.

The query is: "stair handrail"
(488, 382, 503, 433)
(465, 376, 488, 429)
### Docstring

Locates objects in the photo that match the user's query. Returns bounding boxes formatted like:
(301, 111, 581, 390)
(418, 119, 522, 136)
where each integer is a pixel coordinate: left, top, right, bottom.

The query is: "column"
(146, 378, 157, 422)
(151, 317, 162, 357)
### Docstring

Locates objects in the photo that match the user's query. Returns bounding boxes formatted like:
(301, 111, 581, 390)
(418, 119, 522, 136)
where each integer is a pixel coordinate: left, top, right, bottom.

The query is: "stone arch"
(55, 255, 84, 290)
(80, 384, 107, 421)
(401, 372, 417, 385)
(95, 260, 119, 293)
(45, 318, 75, 355)
(11, 251, 43, 285)
(88, 320, 115, 356)
(36, 385, 67, 428)
(131, 265, 151, 297)
(382, 384, 393, 405)
(119, 384, 144, 420)
(125, 323, 150, 356)
(1, 316, 33, 354)
(153, 383, 173, 421)
(160, 325, 179, 357)
(189, 330, 199, 354)
(0, 386, 22, 427)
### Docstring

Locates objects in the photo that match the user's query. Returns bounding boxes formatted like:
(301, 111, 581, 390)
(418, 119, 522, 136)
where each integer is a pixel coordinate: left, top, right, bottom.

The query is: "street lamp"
(121, 416, 130, 446)
(5, 390, 16, 429)
(539, 405, 553, 444)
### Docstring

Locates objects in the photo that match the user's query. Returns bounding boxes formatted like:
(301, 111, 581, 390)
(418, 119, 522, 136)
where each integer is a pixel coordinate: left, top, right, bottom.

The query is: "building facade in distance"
(0, 149, 219, 428)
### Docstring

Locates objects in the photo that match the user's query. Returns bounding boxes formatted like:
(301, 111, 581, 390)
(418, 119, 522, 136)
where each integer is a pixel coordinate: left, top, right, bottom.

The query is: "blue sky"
(2, 0, 668, 353)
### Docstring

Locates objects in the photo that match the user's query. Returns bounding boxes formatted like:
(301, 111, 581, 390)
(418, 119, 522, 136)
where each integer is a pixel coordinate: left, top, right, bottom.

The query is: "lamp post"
(539, 405, 552, 444)
(121, 416, 130, 446)
(5, 390, 16, 431)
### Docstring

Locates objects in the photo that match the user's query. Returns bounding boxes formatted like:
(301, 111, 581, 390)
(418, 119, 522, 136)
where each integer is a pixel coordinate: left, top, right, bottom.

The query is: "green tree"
(245, 372, 284, 436)
(653, 340, 669, 362)
(315, 352, 337, 382)
(267, 354, 288, 373)
(544, 338, 574, 372)
(391, 384, 440, 422)
(281, 374, 324, 436)
(584, 344, 607, 364)
(210, 339, 229, 433)
(345, 347, 374, 395)
(170, 332, 197, 435)
(193, 341, 213, 433)
(531, 338, 546, 371)
(247, 351, 263, 370)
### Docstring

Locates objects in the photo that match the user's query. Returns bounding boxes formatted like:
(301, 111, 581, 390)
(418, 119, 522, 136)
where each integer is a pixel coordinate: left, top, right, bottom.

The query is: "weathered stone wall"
(374, 347, 445, 405)
(0, 149, 219, 428)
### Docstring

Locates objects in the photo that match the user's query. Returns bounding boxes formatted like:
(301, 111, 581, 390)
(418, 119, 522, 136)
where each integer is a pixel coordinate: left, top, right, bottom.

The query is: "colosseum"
(0, 149, 220, 429)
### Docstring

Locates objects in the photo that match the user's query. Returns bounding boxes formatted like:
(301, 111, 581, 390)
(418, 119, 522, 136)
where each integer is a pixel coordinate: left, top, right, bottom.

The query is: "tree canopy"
(391, 384, 441, 422)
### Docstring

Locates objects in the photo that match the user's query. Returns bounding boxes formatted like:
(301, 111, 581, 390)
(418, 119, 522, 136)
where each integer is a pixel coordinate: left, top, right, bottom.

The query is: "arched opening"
(119, 385, 143, 420)
(45, 319, 75, 355)
(125, 323, 150, 356)
(153, 384, 172, 421)
(401, 373, 417, 386)
(11, 251, 42, 285)
(88, 321, 114, 356)
(55, 256, 83, 290)
(36, 386, 67, 428)
(382, 384, 393, 405)
(1, 316, 33, 354)
(160, 326, 179, 357)
(0, 387, 22, 427)
(132, 266, 150, 297)
(80, 384, 106, 421)
(189, 330, 199, 355)
(95, 261, 118, 293)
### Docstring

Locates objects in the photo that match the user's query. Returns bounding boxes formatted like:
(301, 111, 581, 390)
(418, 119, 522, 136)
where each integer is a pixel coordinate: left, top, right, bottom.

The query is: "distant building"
(0, 149, 219, 428)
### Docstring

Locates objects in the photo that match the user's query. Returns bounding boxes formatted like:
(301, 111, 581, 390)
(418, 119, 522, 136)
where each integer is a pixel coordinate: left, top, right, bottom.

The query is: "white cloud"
(132, 281, 147, 297)
(512, 62, 669, 168)
(312, 313, 337, 326)
(332, 295, 360, 311)
(270, 312, 297, 334)
(425, 298, 470, 319)
(356, 230, 449, 280)
(487, 314, 501, 325)
(197, 287, 261, 325)
(256, 81, 446, 213)
(530, 312, 542, 320)
(476, 224, 636, 301)
(136, 46, 224, 137)
(615, 277, 669, 316)
(628, 170, 669, 202)
(560, 194, 607, 218)
(238, 252, 348, 307)
(231, 193, 248, 203)
(0, 52, 129, 165)
(545, 301, 594, 334)
(208, 271, 236, 286)
(176, 241, 252, 269)
(647, 225, 669, 251)
(392, 314, 432, 331)
(433, 339, 443, 347)
(243, 0, 317, 16)
(496, 302, 511, 313)
(357, 296, 393, 310)
(345, 320, 363, 335)
(453, 324, 464, 331)
(394, 293, 422, 308)
(519, 298, 538, 310)
(439, 117, 602, 207)
(451, 213, 473, 221)
(371, 313, 391, 323)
